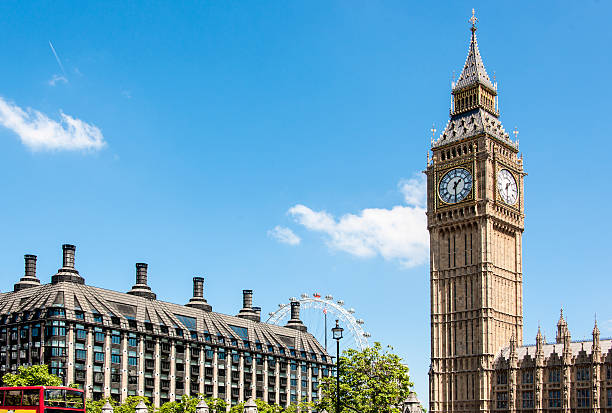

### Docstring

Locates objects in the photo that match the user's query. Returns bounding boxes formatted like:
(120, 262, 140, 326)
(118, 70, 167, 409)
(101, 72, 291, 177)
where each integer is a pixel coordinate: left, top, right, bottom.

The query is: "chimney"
(237, 289, 260, 322)
(128, 263, 156, 300)
(243, 289, 253, 309)
(62, 244, 76, 268)
(186, 276, 212, 311)
(285, 302, 307, 332)
(291, 301, 300, 320)
(25, 255, 37, 278)
(193, 277, 204, 297)
(14, 254, 41, 292)
(52, 244, 85, 285)
(136, 263, 148, 285)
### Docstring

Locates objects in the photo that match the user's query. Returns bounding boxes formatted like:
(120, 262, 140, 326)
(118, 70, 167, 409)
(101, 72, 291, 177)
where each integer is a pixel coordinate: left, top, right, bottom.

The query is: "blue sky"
(1, 0, 611, 402)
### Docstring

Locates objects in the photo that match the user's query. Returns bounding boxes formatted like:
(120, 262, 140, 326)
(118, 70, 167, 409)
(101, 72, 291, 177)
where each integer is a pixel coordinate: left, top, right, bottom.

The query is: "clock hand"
(453, 180, 460, 192)
(453, 179, 462, 201)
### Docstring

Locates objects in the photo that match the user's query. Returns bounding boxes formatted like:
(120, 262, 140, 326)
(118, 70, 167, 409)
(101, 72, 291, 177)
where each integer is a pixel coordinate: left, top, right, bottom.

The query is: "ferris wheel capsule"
(325, 295, 333, 301)
(348, 308, 356, 314)
(364, 332, 371, 338)
(337, 300, 344, 306)
(356, 319, 364, 325)
(278, 303, 284, 308)
(301, 293, 309, 299)
(289, 297, 298, 302)
(269, 312, 275, 317)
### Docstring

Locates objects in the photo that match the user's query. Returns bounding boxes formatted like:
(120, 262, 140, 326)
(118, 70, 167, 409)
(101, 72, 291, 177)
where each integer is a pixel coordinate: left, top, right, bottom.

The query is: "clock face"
(497, 169, 518, 205)
(438, 168, 473, 204)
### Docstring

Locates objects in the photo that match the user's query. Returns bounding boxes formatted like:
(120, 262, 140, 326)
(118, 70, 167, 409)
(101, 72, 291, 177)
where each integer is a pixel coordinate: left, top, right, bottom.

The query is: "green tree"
(86, 396, 154, 413)
(317, 342, 413, 413)
(86, 395, 227, 413)
(1, 365, 62, 387)
(85, 398, 109, 413)
(229, 399, 313, 413)
(156, 395, 226, 413)
(115, 396, 154, 413)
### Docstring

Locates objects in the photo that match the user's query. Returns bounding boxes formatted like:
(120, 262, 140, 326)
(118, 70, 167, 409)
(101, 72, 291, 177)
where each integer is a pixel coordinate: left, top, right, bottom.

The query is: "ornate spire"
(536, 325, 545, 360)
(509, 333, 518, 364)
(560, 314, 572, 361)
(593, 315, 601, 349)
(453, 9, 495, 92)
(562, 331, 572, 361)
(433, 10, 512, 148)
(536, 325, 544, 345)
(556, 307, 568, 343)
(558, 307, 564, 324)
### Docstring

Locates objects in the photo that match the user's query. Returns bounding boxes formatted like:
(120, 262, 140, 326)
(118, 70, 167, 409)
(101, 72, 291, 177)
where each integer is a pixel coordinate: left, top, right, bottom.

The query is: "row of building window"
(3, 319, 328, 365)
(496, 366, 611, 385)
(496, 389, 612, 409)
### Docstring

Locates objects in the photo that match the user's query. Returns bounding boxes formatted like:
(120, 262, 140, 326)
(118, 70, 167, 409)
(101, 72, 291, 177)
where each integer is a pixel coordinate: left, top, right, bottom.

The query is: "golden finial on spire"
(513, 127, 519, 141)
(469, 9, 478, 32)
(430, 123, 437, 145)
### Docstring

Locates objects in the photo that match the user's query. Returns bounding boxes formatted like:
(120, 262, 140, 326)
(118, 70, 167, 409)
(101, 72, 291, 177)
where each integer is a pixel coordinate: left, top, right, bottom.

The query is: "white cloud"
(399, 174, 426, 207)
(288, 176, 429, 268)
(48, 74, 68, 86)
(0, 97, 106, 151)
(268, 226, 301, 246)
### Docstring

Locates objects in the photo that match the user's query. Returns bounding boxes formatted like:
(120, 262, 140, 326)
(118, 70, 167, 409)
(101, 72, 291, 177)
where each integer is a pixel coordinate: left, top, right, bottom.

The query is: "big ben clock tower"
(427, 11, 525, 413)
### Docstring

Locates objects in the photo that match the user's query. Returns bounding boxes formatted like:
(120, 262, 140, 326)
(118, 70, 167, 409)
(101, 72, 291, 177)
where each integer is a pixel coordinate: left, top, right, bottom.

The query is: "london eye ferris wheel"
(266, 293, 370, 353)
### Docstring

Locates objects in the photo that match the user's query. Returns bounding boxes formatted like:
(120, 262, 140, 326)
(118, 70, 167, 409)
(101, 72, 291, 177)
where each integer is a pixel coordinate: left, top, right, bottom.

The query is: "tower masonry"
(426, 10, 525, 413)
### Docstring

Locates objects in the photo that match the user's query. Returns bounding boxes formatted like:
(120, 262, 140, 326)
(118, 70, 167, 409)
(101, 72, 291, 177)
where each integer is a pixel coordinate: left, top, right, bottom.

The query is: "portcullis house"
(1, 244, 333, 409)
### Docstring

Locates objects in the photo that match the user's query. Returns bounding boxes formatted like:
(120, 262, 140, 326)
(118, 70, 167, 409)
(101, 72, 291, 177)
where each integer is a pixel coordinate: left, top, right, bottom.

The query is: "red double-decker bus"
(0, 387, 85, 413)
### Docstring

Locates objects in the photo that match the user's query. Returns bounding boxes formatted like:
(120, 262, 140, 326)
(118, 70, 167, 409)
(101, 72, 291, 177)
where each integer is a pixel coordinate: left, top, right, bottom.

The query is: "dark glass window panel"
(5, 390, 22, 406)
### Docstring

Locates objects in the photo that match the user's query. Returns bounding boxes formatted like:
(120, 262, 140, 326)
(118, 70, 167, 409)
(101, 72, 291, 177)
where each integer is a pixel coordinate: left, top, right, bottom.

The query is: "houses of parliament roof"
(495, 311, 611, 366)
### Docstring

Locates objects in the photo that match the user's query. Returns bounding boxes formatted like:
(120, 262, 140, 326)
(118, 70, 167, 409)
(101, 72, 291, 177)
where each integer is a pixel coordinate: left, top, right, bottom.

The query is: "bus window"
(44, 389, 65, 407)
(22, 389, 41, 406)
(45, 410, 85, 413)
(5, 389, 22, 406)
(0, 390, 4, 406)
(65, 390, 84, 409)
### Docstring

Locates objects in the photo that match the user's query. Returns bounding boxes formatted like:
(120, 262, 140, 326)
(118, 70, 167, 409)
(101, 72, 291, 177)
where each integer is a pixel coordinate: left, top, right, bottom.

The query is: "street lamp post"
(332, 319, 343, 413)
